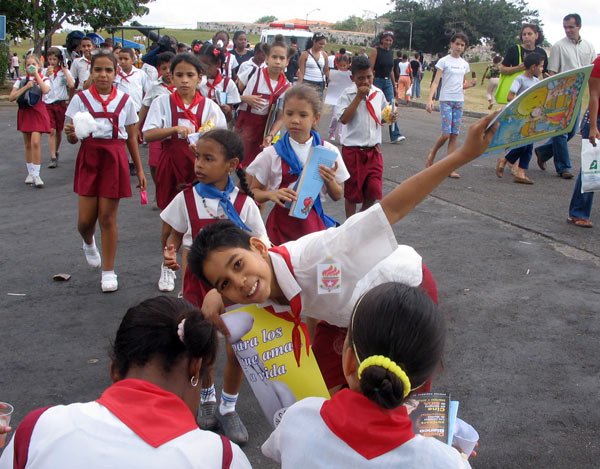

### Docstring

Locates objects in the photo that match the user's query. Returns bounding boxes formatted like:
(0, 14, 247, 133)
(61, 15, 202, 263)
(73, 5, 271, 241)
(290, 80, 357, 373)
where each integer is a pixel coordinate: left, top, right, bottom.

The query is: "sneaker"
(197, 402, 219, 431)
(158, 264, 176, 292)
(83, 240, 101, 268)
(33, 175, 44, 188)
(216, 408, 248, 446)
(391, 136, 406, 143)
(48, 158, 58, 169)
(25, 174, 34, 185)
(101, 273, 118, 292)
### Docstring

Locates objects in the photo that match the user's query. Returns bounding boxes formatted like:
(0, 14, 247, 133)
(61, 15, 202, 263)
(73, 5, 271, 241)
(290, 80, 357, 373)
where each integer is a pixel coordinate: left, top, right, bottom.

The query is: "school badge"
(317, 263, 341, 294)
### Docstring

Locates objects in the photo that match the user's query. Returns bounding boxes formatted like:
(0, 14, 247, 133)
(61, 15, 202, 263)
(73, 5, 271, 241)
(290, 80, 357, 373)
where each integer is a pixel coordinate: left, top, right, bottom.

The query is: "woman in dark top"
(231, 30, 253, 78)
(409, 52, 422, 98)
(369, 31, 405, 143)
(499, 24, 548, 86)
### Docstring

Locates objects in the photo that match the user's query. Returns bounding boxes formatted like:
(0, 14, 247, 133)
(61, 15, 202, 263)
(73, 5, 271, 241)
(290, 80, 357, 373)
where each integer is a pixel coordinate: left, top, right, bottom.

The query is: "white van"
(260, 23, 314, 50)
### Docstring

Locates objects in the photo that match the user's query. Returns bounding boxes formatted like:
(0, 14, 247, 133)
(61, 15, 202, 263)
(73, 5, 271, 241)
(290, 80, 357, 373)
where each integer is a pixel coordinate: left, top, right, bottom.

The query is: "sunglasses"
(313, 33, 326, 40)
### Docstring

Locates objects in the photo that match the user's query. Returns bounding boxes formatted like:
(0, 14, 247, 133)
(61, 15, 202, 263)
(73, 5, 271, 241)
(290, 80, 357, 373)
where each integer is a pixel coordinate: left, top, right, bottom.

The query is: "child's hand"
(175, 125, 192, 138)
(270, 188, 297, 207)
(45, 66, 54, 77)
(356, 84, 370, 98)
(0, 424, 12, 435)
(426, 101, 434, 113)
(64, 123, 77, 142)
(201, 289, 230, 338)
(319, 163, 337, 186)
(246, 95, 267, 109)
(136, 172, 147, 191)
(163, 244, 180, 271)
(456, 112, 499, 162)
(391, 110, 398, 123)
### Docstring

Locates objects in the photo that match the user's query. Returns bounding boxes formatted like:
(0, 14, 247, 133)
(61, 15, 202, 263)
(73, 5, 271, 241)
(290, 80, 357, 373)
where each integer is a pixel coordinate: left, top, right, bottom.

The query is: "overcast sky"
(134, 0, 599, 51)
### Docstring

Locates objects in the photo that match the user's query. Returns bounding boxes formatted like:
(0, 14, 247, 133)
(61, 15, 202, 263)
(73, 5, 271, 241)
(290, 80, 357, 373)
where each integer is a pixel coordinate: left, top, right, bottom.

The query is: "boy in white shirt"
(70, 36, 95, 90)
(115, 48, 151, 113)
(425, 33, 477, 178)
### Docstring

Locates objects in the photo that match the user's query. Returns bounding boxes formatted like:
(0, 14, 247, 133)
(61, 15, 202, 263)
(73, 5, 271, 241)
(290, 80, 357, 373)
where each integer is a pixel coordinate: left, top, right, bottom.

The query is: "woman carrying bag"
(297, 32, 330, 100)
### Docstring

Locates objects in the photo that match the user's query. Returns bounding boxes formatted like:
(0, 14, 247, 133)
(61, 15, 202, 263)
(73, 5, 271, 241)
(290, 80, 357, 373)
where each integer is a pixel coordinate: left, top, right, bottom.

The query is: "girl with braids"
(162, 130, 267, 446)
(0, 296, 251, 468)
(262, 283, 470, 468)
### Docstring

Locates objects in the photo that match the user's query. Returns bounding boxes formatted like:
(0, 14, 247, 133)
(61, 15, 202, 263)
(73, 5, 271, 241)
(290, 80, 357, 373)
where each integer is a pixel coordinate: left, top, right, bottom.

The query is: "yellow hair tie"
(357, 355, 412, 399)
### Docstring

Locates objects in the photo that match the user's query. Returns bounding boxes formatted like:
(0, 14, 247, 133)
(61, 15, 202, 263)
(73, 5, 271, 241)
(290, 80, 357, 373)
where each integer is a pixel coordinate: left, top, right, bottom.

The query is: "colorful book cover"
(222, 305, 329, 428)
(485, 65, 593, 154)
(405, 392, 450, 443)
(288, 145, 338, 220)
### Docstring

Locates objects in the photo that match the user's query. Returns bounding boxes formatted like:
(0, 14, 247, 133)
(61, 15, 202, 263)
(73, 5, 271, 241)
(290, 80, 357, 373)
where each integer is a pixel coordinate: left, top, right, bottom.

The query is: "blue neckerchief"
(193, 177, 251, 232)
(274, 131, 338, 228)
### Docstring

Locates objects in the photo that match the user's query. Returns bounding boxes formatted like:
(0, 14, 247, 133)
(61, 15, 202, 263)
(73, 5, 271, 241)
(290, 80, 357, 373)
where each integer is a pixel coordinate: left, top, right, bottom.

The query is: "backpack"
(16, 79, 43, 108)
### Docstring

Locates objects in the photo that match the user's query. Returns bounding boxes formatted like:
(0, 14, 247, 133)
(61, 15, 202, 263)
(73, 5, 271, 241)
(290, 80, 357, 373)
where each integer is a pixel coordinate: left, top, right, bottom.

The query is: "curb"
(403, 100, 488, 118)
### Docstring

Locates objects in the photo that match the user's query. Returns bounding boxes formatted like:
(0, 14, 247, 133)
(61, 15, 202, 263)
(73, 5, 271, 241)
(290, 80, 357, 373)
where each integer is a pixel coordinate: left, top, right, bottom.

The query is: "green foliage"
(256, 16, 277, 24)
(333, 16, 365, 32)
(0, 41, 10, 84)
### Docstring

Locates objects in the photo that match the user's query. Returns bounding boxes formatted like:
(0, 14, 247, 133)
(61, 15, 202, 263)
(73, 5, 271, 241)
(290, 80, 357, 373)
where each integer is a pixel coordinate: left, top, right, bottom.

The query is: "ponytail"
(236, 167, 254, 199)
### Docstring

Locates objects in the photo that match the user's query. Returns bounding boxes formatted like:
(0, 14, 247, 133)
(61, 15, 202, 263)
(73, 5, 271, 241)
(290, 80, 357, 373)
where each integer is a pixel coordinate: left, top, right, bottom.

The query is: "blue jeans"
(373, 77, 402, 140)
(505, 144, 533, 169)
(568, 116, 597, 220)
(536, 113, 580, 174)
(412, 74, 421, 98)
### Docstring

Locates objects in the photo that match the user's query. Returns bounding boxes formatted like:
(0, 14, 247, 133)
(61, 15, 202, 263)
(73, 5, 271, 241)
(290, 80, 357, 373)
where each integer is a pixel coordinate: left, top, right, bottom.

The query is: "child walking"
(495, 53, 544, 184)
(262, 283, 470, 468)
(70, 36, 95, 90)
(143, 53, 227, 292)
(64, 50, 147, 292)
(43, 47, 75, 168)
(235, 43, 268, 87)
(114, 47, 151, 113)
(426, 33, 477, 179)
(326, 54, 351, 142)
(162, 129, 267, 446)
(247, 84, 349, 245)
(396, 54, 413, 104)
(482, 55, 502, 109)
(9, 53, 51, 188)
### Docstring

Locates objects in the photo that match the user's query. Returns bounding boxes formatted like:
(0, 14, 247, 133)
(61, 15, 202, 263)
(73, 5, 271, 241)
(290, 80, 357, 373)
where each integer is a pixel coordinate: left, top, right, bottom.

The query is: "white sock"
(201, 385, 217, 404)
(102, 270, 115, 279)
(32, 164, 41, 177)
(26, 163, 33, 175)
(83, 236, 96, 248)
(219, 391, 239, 415)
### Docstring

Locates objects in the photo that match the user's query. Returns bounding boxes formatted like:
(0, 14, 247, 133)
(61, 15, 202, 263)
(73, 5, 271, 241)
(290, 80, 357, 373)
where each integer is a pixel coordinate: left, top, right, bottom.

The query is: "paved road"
(0, 103, 598, 468)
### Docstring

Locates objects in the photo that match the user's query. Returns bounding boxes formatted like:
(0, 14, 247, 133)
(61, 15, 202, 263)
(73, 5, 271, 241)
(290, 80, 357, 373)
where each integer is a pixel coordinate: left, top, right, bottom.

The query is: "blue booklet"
(288, 145, 338, 220)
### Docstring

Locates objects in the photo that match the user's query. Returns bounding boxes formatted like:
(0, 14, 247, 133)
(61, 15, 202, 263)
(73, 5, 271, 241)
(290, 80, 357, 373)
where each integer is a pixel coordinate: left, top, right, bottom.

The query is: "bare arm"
(9, 81, 32, 101)
(64, 67, 75, 89)
(499, 63, 525, 74)
(426, 68, 443, 113)
(250, 177, 297, 207)
(322, 51, 330, 83)
(588, 75, 600, 145)
(369, 48, 377, 69)
(297, 52, 308, 84)
(126, 123, 147, 190)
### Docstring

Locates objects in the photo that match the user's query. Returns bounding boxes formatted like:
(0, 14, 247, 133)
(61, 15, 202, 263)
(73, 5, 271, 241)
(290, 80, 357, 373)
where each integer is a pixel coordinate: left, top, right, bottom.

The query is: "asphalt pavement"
(0, 102, 598, 468)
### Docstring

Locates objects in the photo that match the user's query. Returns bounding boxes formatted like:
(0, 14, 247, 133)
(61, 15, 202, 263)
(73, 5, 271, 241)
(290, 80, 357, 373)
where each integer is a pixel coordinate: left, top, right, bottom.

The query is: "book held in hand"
(405, 392, 451, 443)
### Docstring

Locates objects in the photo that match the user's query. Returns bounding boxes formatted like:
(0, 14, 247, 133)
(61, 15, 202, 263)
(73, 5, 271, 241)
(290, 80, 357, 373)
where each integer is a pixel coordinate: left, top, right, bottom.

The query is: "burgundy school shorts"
(45, 101, 68, 132)
(341, 145, 383, 204)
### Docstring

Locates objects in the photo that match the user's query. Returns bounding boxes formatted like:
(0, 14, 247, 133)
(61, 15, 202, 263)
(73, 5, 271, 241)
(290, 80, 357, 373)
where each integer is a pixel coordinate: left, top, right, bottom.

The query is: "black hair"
(46, 46, 64, 63)
(520, 23, 545, 46)
(233, 30, 247, 41)
(111, 296, 217, 378)
(99, 42, 111, 49)
(189, 221, 252, 284)
(339, 47, 346, 55)
(349, 283, 446, 409)
(191, 39, 204, 55)
(563, 13, 581, 27)
(213, 30, 230, 45)
(254, 42, 270, 55)
(492, 55, 502, 64)
(351, 55, 371, 74)
(81, 36, 94, 44)
(523, 52, 543, 69)
(170, 53, 203, 75)
(91, 49, 118, 69)
(450, 32, 469, 47)
(378, 31, 394, 44)
(177, 42, 187, 50)
(119, 47, 135, 60)
(271, 35, 289, 55)
(338, 55, 350, 64)
(283, 84, 321, 116)
(402, 54, 408, 60)
(197, 42, 227, 66)
(156, 51, 175, 67)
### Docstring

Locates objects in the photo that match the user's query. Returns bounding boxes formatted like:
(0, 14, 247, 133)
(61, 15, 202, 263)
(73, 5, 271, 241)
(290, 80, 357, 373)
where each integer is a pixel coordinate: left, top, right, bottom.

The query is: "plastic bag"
(581, 139, 600, 193)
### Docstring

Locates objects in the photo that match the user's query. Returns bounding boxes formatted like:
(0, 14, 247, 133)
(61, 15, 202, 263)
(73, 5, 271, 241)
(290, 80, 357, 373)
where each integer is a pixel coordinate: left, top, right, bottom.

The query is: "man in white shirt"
(535, 13, 596, 179)
(70, 36, 95, 90)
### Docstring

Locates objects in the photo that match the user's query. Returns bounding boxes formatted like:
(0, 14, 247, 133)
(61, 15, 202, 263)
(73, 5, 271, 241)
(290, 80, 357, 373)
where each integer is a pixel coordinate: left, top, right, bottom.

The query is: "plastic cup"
(0, 402, 14, 448)
(452, 417, 479, 458)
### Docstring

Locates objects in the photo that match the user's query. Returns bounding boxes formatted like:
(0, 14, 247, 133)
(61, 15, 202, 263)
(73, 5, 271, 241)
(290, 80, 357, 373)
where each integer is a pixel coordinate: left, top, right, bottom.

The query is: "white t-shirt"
(70, 56, 91, 90)
(327, 54, 336, 69)
(199, 75, 241, 105)
(142, 78, 174, 108)
(141, 62, 159, 82)
(236, 60, 263, 85)
(247, 138, 349, 192)
(436, 55, 470, 102)
(160, 187, 267, 248)
(262, 397, 470, 468)
(336, 84, 388, 147)
(510, 74, 539, 96)
(547, 37, 596, 74)
(42, 68, 73, 103)
(65, 89, 139, 139)
(13, 75, 50, 90)
(11, 55, 19, 67)
(238, 69, 290, 116)
(397, 61, 411, 76)
(114, 67, 151, 112)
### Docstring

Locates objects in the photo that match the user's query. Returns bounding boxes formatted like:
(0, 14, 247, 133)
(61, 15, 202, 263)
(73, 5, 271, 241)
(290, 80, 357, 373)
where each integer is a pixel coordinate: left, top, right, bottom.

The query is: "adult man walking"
(535, 13, 596, 179)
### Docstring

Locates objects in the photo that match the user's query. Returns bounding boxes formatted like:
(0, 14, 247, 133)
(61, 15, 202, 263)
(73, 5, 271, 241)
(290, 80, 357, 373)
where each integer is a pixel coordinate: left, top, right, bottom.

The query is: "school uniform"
(199, 73, 241, 105)
(141, 61, 159, 82)
(142, 78, 176, 168)
(235, 68, 290, 166)
(246, 136, 349, 245)
(160, 183, 267, 306)
(223, 51, 238, 79)
(262, 389, 469, 468)
(142, 93, 227, 209)
(114, 67, 151, 112)
(69, 56, 91, 90)
(43, 67, 73, 132)
(0, 379, 251, 469)
(336, 84, 387, 203)
(14, 76, 52, 134)
(236, 60, 263, 85)
(66, 88, 138, 198)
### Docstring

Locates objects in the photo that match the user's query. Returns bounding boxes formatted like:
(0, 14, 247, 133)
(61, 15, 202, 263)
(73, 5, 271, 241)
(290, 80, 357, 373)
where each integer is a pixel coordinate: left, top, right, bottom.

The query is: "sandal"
(495, 158, 507, 178)
(513, 174, 534, 184)
(566, 217, 593, 228)
(449, 171, 461, 179)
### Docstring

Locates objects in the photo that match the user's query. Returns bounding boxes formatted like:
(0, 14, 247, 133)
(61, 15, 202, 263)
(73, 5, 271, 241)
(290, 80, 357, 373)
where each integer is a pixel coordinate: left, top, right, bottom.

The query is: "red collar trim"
(96, 378, 198, 448)
(320, 388, 415, 460)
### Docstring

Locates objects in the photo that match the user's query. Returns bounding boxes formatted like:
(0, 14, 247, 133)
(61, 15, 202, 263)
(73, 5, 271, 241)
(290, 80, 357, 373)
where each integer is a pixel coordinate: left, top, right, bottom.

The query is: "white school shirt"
(69, 56, 91, 90)
(13, 75, 51, 90)
(42, 68, 73, 103)
(238, 69, 289, 116)
(141, 61, 159, 82)
(199, 75, 241, 105)
(0, 402, 251, 469)
(142, 78, 174, 108)
(336, 84, 387, 147)
(114, 67, 151, 112)
(262, 397, 470, 469)
(247, 138, 349, 192)
(236, 60, 264, 84)
(224, 52, 239, 78)
(65, 89, 139, 139)
(260, 203, 423, 327)
(160, 186, 268, 248)
(547, 37, 596, 74)
(436, 55, 470, 102)
(142, 93, 227, 137)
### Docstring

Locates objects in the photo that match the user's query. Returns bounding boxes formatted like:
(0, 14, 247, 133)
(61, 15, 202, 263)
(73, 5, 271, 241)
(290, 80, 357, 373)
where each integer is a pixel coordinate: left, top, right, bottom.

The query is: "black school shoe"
(216, 407, 249, 446)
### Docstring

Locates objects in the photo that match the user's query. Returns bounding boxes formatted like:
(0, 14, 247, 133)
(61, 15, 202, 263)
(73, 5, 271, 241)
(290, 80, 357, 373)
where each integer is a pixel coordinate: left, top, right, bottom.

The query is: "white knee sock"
(31, 164, 41, 177)
(219, 391, 239, 415)
(26, 163, 33, 175)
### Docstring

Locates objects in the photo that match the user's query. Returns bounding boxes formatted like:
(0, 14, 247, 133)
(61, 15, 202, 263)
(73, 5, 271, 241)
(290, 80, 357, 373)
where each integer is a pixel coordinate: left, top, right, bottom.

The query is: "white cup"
(452, 417, 479, 458)
(0, 402, 14, 448)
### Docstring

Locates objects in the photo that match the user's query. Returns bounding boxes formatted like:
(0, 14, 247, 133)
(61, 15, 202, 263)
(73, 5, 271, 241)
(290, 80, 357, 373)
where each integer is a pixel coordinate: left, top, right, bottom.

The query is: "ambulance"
(260, 23, 315, 51)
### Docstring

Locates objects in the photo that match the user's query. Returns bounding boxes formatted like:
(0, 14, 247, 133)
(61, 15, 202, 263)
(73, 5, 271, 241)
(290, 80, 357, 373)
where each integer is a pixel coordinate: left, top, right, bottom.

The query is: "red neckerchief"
(265, 245, 310, 366)
(320, 388, 415, 460)
(263, 67, 289, 106)
(171, 91, 204, 131)
(118, 67, 135, 83)
(97, 379, 199, 448)
(160, 81, 176, 93)
(365, 91, 381, 127)
(89, 83, 118, 114)
(206, 71, 223, 99)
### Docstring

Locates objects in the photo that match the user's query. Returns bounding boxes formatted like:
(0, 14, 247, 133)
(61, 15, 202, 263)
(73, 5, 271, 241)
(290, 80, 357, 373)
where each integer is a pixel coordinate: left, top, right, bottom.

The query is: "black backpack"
(17, 79, 42, 108)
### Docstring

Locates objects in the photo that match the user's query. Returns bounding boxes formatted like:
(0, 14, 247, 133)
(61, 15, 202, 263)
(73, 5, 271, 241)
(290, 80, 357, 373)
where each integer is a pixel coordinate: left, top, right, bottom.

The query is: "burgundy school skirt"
(155, 138, 196, 210)
(234, 111, 268, 168)
(312, 263, 439, 391)
(17, 101, 51, 134)
(341, 145, 383, 204)
(266, 203, 325, 245)
(74, 138, 132, 199)
(148, 141, 163, 168)
(45, 101, 68, 132)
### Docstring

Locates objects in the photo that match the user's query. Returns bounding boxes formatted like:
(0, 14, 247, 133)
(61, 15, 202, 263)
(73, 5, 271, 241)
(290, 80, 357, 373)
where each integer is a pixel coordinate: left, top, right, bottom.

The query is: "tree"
(3, 0, 152, 53)
(256, 16, 277, 24)
(333, 16, 365, 32)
